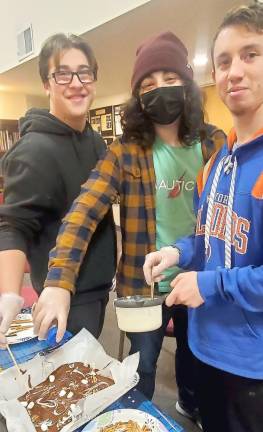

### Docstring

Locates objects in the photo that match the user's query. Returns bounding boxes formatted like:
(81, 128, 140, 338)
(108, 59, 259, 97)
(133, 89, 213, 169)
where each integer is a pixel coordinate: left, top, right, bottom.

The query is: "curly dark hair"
(121, 79, 205, 148)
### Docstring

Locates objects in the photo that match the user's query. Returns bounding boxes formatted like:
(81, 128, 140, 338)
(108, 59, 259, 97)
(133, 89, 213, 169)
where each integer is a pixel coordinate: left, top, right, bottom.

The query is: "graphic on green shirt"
(153, 137, 203, 292)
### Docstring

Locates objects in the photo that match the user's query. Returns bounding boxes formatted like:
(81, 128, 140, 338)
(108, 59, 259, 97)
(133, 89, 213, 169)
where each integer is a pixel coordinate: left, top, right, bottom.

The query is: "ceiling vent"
(17, 24, 34, 61)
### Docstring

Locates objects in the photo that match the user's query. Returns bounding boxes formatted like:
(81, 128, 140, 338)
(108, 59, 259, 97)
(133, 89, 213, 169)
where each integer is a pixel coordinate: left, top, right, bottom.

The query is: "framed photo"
(113, 104, 125, 136)
(89, 106, 114, 137)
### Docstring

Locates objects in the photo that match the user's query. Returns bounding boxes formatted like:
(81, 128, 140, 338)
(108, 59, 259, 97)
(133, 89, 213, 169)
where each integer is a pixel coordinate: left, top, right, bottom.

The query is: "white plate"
(83, 408, 168, 432)
(5, 313, 37, 344)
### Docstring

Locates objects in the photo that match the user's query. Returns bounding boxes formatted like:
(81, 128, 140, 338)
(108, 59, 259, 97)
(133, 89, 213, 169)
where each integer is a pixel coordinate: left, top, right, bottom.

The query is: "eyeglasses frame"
(48, 70, 96, 85)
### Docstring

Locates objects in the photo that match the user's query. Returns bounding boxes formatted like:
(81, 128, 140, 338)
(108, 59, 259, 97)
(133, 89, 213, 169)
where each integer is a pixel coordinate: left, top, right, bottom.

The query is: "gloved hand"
(33, 287, 70, 343)
(143, 246, 180, 285)
(0, 293, 24, 348)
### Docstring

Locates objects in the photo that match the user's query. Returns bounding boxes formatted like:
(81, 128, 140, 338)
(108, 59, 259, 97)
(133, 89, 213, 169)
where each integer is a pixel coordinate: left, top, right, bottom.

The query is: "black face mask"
(140, 85, 185, 125)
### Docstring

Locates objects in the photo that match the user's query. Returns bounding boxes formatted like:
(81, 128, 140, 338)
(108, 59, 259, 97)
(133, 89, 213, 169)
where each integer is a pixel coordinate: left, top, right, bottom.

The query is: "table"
(0, 331, 184, 432)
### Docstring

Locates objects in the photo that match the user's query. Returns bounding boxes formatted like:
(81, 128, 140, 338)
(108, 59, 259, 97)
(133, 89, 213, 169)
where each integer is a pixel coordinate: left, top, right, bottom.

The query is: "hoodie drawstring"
(205, 154, 237, 269)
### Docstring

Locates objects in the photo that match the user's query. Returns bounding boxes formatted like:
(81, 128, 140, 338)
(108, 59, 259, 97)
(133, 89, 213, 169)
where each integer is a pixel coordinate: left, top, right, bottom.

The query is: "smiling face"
(44, 48, 96, 131)
(213, 25, 263, 120)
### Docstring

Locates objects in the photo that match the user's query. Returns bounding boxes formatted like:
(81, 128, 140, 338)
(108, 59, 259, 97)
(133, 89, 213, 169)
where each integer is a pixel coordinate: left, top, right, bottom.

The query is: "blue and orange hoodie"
(175, 129, 263, 378)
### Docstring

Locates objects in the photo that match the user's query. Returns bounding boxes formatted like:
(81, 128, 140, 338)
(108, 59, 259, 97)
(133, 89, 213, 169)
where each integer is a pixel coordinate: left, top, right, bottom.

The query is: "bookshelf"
(0, 119, 19, 195)
(0, 119, 19, 157)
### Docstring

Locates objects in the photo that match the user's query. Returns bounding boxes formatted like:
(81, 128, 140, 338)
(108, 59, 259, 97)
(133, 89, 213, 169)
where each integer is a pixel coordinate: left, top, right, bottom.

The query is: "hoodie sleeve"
(198, 265, 263, 312)
(92, 130, 107, 158)
(44, 142, 122, 293)
(0, 149, 64, 254)
(173, 234, 196, 269)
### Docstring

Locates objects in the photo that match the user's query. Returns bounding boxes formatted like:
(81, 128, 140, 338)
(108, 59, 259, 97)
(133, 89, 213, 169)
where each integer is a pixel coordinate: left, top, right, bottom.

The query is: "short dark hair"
(39, 33, 98, 83)
(211, 3, 263, 65)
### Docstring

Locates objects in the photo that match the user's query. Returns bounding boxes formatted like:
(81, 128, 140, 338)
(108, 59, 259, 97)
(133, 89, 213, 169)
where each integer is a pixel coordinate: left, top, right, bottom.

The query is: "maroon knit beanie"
(131, 31, 193, 93)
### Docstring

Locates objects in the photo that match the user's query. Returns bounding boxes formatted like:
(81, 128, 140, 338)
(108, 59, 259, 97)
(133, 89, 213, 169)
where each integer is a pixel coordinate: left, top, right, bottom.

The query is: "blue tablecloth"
(0, 332, 72, 369)
(0, 309, 71, 369)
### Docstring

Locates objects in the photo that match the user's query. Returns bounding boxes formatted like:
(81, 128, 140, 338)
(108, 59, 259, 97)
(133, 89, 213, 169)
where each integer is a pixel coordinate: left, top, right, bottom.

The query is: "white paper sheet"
(0, 329, 139, 432)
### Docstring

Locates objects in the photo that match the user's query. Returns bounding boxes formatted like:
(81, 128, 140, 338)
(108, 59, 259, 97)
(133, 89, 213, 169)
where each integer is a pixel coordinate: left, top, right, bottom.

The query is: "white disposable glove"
(0, 293, 24, 348)
(33, 287, 70, 343)
(143, 246, 180, 285)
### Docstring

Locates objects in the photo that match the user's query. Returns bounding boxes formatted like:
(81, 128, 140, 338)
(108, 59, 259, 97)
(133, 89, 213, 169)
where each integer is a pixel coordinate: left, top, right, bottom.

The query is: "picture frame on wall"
(113, 104, 125, 136)
(89, 106, 114, 137)
(88, 103, 126, 146)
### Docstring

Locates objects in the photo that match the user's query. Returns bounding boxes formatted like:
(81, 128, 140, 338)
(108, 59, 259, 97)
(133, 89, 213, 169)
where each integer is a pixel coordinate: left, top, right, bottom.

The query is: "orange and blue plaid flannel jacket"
(44, 133, 220, 297)
(45, 139, 156, 297)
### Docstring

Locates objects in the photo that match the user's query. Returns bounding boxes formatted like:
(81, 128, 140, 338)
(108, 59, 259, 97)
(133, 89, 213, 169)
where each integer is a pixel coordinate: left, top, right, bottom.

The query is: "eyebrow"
(215, 43, 262, 61)
(142, 71, 178, 80)
(240, 43, 262, 51)
(56, 64, 91, 70)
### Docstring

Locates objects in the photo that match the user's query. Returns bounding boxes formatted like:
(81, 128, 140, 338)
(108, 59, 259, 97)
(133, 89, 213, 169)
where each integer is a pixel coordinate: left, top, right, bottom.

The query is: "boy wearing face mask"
(33, 32, 216, 427)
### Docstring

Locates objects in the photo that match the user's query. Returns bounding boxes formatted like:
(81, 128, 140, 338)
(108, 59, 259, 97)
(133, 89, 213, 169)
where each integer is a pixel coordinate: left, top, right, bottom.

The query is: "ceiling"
(0, 0, 250, 99)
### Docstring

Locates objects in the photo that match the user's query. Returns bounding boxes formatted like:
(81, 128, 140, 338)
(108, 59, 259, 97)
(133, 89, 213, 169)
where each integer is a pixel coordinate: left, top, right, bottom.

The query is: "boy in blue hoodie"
(144, 4, 263, 432)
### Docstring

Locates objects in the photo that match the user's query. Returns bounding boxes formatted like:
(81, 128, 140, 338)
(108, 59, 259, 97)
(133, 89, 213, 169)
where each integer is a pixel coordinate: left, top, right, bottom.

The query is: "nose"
(228, 56, 245, 82)
(155, 77, 166, 87)
(69, 73, 83, 87)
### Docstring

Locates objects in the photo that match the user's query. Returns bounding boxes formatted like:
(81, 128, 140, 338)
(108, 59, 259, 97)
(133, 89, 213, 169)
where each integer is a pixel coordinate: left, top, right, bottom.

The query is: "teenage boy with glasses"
(0, 33, 116, 347)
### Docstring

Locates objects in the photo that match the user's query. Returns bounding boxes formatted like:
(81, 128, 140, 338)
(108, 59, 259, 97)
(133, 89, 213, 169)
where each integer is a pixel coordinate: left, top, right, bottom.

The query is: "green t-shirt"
(153, 137, 203, 292)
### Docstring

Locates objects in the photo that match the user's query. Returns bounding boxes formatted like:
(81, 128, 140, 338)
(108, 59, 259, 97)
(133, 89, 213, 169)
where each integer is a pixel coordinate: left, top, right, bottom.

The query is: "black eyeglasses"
(49, 69, 95, 85)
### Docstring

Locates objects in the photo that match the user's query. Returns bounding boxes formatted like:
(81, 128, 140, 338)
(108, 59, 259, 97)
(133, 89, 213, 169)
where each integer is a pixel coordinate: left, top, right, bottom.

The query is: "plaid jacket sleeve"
(44, 142, 122, 293)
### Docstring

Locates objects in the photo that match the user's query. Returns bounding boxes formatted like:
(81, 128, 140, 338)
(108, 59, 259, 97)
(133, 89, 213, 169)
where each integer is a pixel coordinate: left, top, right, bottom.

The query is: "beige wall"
(203, 85, 233, 135)
(92, 92, 130, 109)
(0, 92, 27, 119)
(25, 95, 49, 111)
(0, 91, 48, 119)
